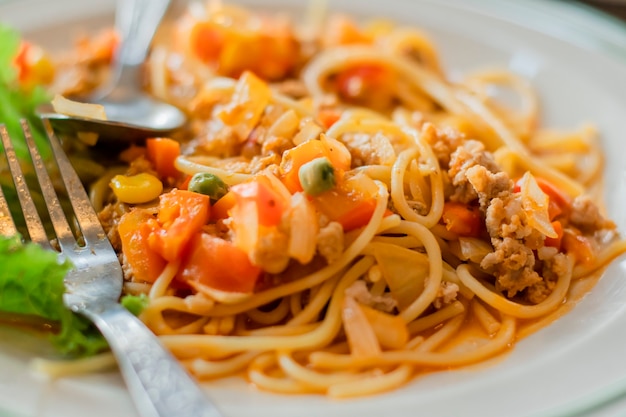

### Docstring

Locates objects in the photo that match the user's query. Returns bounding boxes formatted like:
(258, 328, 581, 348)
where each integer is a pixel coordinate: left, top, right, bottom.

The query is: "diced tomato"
(13, 41, 55, 88)
(148, 190, 211, 262)
(190, 20, 297, 81)
(335, 64, 396, 110)
(562, 230, 594, 265)
(544, 221, 564, 249)
(146, 138, 181, 179)
(441, 202, 483, 237)
(317, 108, 342, 129)
(210, 190, 237, 222)
(190, 22, 225, 63)
(280, 139, 350, 193)
(178, 233, 261, 293)
(335, 197, 378, 232)
(281, 140, 328, 193)
(313, 173, 381, 232)
(230, 177, 287, 227)
(118, 209, 166, 283)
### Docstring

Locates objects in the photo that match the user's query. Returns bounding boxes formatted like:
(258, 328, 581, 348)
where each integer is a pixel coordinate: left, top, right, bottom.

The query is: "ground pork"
(126, 155, 158, 177)
(344, 280, 397, 313)
(340, 132, 396, 167)
(569, 195, 614, 232)
(316, 221, 344, 264)
(526, 253, 570, 304)
(465, 165, 512, 209)
(481, 237, 542, 297)
(433, 281, 460, 309)
(249, 228, 290, 274)
(97, 202, 129, 252)
(421, 123, 465, 169)
(444, 138, 561, 301)
(448, 140, 503, 203)
(189, 119, 241, 158)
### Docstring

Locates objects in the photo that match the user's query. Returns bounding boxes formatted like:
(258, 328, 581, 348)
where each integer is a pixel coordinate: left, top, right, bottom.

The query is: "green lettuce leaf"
(0, 235, 151, 357)
(0, 235, 108, 356)
(121, 293, 149, 316)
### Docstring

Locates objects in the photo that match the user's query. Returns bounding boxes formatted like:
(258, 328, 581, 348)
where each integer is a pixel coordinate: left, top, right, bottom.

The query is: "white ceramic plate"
(2, 1, 626, 416)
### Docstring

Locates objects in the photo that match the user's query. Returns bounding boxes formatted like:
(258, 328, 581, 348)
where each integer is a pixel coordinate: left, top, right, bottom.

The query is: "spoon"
(38, 0, 186, 144)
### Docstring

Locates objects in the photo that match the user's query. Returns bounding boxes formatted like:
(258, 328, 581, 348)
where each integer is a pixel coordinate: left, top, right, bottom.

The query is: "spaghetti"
(51, 2, 626, 397)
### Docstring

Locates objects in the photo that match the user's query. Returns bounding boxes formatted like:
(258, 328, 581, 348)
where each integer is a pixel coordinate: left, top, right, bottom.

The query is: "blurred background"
(582, 0, 626, 19)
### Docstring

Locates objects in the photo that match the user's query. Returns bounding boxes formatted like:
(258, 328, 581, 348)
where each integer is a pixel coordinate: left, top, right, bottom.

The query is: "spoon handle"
(92, 0, 171, 100)
(116, 0, 171, 66)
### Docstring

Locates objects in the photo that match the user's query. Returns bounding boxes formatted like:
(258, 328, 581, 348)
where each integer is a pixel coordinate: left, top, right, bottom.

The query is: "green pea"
(298, 157, 336, 196)
(188, 172, 229, 202)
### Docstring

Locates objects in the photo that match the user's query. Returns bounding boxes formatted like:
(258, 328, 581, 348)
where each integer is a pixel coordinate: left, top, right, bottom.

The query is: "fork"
(0, 120, 222, 417)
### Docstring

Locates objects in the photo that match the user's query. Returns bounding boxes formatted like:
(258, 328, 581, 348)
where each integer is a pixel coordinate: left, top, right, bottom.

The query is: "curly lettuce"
(0, 235, 149, 357)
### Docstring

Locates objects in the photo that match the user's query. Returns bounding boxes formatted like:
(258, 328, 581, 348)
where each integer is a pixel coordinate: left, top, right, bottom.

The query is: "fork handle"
(86, 304, 222, 417)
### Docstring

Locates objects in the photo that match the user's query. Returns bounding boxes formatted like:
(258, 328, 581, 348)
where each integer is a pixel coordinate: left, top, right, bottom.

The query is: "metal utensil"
(0, 119, 221, 417)
(38, 0, 186, 143)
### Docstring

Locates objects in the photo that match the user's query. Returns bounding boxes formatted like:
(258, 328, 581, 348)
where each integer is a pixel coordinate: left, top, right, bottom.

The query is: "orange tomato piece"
(178, 233, 261, 293)
(317, 108, 342, 129)
(118, 209, 166, 283)
(280, 139, 350, 193)
(149, 190, 211, 262)
(562, 230, 595, 265)
(230, 177, 287, 227)
(13, 41, 55, 88)
(544, 221, 564, 250)
(146, 138, 181, 179)
(335, 198, 378, 232)
(190, 22, 225, 63)
(281, 140, 328, 193)
(335, 64, 396, 109)
(441, 202, 483, 237)
(210, 190, 237, 222)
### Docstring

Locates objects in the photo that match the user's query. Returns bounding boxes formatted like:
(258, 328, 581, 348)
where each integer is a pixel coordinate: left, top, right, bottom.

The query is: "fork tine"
(21, 120, 77, 251)
(40, 119, 106, 245)
(0, 125, 52, 249)
(0, 178, 18, 237)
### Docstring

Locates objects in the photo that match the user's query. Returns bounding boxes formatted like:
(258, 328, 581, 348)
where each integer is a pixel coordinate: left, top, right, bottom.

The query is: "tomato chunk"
(230, 177, 287, 227)
(210, 190, 237, 222)
(441, 202, 483, 237)
(149, 190, 211, 262)
(118, 209, 166, 283)
(335, 64, 396, 110)
(280, 139, 350, 193)
(562, 231, 594, 265)
(544, 221, 564, 250)
(178, 233, 261, 293)
(313, 173, 381, 232)
(190, 22, 225, 63)
(146, 138, 181, 179)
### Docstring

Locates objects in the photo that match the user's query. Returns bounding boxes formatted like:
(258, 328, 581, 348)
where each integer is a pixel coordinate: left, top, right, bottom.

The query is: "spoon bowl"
(37, 101, 186, 144)
(39, 0, 186, 143)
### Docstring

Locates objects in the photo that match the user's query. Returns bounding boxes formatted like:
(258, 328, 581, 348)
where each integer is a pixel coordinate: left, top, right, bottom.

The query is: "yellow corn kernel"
(110, 173, 163, 204)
